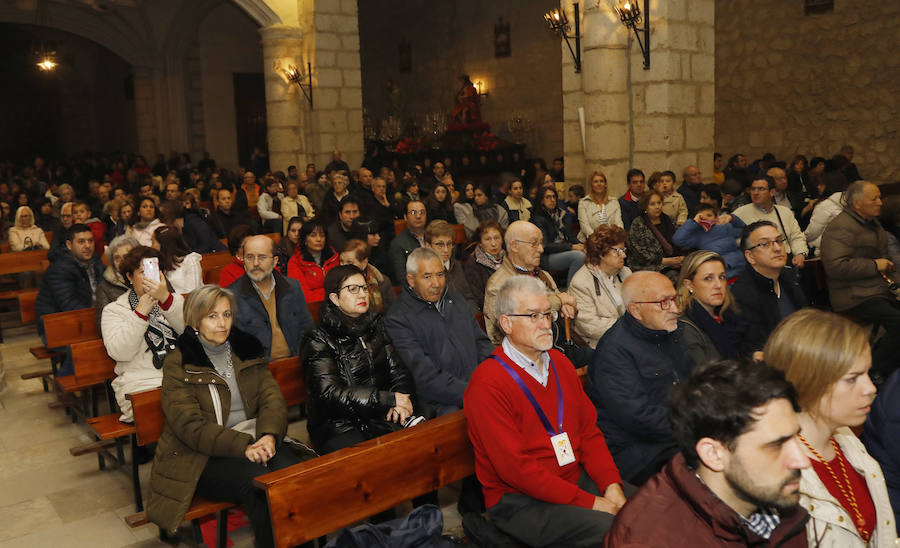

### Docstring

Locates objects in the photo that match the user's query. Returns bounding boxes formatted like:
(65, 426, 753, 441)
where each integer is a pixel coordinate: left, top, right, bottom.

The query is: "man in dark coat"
(232, 235, 313, 358)
(209, 187, 256, 239)
(604, 360, 810, 547)
(385, 247, 493, 416)
(388, 199, 427, 281)
(678, 165, 704, 214)
(732, 221, 807, 355)
(587, 271, 693, 485)
(618, 169, 645, 231)
(35, 223, 104, 375)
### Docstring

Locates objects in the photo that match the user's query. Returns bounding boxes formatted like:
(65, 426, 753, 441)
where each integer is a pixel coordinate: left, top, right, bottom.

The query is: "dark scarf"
(540, 206, 567, 243)
(128, 288, 177, 368)
(642, 213, 675, 256)
(473, 201, 499, 223)
(685, 300, 746, 359)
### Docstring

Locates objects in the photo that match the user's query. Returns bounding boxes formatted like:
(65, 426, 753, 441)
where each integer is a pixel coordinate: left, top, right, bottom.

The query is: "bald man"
(585, 271, 693, 485)
(232, 235, 313, 359)
(483, 221, 578, 345)
(678, 165, 704, 213)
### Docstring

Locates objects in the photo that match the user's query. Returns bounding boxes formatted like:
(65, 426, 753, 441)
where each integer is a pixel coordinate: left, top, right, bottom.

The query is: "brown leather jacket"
(604, 453, 809, 547)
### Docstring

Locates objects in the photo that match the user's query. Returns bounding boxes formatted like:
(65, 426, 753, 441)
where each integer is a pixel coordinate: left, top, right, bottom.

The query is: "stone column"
(260, 24, 307, 172)
(561, 0, 715, 195)
(299, 0, 365, 170)
(133, 66, 159, 159)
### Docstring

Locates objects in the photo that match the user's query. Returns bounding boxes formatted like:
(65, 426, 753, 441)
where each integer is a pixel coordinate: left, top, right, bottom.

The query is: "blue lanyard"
(492, 355, 564, 436)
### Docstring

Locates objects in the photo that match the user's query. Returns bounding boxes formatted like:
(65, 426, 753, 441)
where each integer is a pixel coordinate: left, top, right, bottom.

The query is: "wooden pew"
(268, 356, 306, 408)
(255, 410, 474, 548)
(21, 307, 98, 387)
(124, 388, 235, 546)
(307, 300, 322, 324)
(0, 248, 49, 275)
(200, 251, 233, 285)
(257, 366, 589, 548)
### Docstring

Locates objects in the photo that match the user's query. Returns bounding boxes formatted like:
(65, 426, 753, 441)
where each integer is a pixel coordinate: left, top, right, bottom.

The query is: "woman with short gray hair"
(94, 234, 140, 336)
(146, 284, 299, 547)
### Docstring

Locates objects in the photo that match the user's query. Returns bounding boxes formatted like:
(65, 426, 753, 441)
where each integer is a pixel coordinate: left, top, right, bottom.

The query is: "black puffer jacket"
(300, 300, 414, 447)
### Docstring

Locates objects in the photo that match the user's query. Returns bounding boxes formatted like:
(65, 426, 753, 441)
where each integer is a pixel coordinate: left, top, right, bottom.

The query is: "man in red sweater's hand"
(464, 275, 630, 547)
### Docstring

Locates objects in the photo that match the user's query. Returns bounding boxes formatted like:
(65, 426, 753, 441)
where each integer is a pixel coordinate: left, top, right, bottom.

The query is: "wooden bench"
(255, 410, 474, 548)
(257, 366, 589, 548)
(307, 300, 322, 324)
(21, 307, 98, 392)
(200, 251, 233, 285)
(268, 356, 306, 408)
(124, 388, 235, 546)
(0, 248, 50, 276)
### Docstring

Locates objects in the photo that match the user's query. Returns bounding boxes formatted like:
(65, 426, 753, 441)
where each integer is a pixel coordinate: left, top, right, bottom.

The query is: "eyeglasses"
(610, 247, 626, 256)
(632, 295, 682, 310)
(514, 239, 542, 249)
(747, 236, 786, 251)
(340, 284, 370, 295)
(243, 254, 272, 263)
(505, 310, 558, 323)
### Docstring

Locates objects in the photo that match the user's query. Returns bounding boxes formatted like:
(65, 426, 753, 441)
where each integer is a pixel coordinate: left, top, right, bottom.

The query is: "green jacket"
(147, 327, 288, 534)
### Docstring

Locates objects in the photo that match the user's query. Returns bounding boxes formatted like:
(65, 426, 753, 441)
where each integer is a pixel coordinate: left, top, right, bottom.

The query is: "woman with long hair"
(675, 251, 746, 366)
(501, 178, 532, 223)
(531, 186, 585, 285)
(287, 219, 339, 303)
(766, 309, 895, 547)
(131, 196, 164, 246)
(578, 170, 623, 241)
(424, 183, 457, 223)
(9, 206, 50, 251)
(627, 190, 684, 282)
(274, 216, 303, 275)
(151, 225, 202, 294)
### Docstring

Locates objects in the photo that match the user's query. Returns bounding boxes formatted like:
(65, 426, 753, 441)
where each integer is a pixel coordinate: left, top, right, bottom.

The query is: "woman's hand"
(143, 271, 170, 304)
(387, 393, 413, 424)
(662, 256, 684, 267)
(245, 434, 276, 465)
(135, 292, 156, 316)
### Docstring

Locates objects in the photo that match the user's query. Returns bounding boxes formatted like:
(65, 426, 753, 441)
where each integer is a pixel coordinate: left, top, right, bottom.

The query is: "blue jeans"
(545, 249, 585, 286)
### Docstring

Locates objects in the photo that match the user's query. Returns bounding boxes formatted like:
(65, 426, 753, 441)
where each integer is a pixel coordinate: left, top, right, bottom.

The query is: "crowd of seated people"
(12, 143, 900, 547)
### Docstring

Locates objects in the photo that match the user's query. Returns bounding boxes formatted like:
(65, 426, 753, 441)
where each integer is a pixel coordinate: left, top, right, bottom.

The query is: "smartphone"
(142, 257, 160, 281)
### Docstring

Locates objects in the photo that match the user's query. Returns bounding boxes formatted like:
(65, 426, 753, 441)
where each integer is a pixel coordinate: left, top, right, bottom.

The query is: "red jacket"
(287, 247, 339, 303)
(604, 453, 809, 547)
(463, 347, 621, 509)
(86, 220, 106, 256)
(218, 258, 245, 288)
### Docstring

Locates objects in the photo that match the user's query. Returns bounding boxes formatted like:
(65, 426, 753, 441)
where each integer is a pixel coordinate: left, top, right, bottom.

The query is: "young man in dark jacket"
(587, 271, 693, 485)
(732, 221, 807, 355)
(35, 223, 104, 376)
(384, 247, 493, 416)
(605, 359, 810, 547)
(232, 235, 313, 358)
(210, 187, 256, 239)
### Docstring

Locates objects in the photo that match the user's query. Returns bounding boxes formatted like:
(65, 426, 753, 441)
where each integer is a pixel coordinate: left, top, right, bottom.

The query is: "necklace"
(796, 434, 869, 540)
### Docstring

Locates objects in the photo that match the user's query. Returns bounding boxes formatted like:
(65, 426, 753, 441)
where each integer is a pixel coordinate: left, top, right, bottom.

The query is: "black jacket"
(731, 265, 807, 354)
(618, 196, 640, 231)
(384, 286, 493, 415)
(300, 301, 414, 446)
(531, 206, 578, 270)
(35, 251, 104, 337)
(586, 312, 692, 483)
(209, 208, 256, 240)
(182, 209, 226, 253)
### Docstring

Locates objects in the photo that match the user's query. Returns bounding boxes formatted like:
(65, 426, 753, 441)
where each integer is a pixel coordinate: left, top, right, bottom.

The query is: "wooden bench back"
(307, 300, 322, 324)
(200, 251, 233, 285)
(18, 290, 38, 323)
(43, 307, 98, 348)
(267, 356, 306, 408)
(127, 388, 164, 446)
(0, 249, 49, 275)
(71, 339, 116, 380)
(255, 410, 474, 548)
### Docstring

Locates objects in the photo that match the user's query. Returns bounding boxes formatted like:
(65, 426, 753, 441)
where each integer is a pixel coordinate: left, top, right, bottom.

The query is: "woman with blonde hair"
(578, 170, 623, 241)
(9, 206, 50, 251)
(765, 309, 895, 547)
(675, 250, 745, 366)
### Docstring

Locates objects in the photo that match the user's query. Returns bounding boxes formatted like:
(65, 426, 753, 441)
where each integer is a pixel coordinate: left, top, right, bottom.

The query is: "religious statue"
(450, 74, 481, 124)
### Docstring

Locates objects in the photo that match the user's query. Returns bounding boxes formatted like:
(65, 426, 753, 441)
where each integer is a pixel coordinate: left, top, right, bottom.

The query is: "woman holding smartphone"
(101, 246, 185, 423)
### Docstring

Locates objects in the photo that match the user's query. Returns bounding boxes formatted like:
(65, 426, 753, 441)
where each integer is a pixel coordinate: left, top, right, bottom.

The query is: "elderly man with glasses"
(586, 270, 694, 486)
(483, 220, 578, 344)
(731, 221, 807, 356)
(464, 275, 630, 547)
(232, 235, 313, 359)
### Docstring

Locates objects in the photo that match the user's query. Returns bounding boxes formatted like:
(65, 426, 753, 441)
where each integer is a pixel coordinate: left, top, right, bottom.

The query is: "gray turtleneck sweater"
(200, 337, 247, 428)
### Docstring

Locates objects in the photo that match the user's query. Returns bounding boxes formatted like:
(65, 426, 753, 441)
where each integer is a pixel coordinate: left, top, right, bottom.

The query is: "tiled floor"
(0, 320, 463, 547)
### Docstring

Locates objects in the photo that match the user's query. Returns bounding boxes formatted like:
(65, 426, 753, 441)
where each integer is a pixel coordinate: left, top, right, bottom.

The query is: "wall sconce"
(274, 60, 313, 108)
(544, 4, 581, 73)
(475, 80, 489, 99)
(614, 0, 650, 70)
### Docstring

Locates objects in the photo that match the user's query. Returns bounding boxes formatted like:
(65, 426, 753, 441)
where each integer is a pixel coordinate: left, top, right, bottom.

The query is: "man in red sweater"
(464, 275, 628, 547)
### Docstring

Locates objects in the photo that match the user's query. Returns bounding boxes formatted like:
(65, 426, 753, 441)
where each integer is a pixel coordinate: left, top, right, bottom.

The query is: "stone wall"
(716, 0, 900, 182)
(562, 0, 714, 196)
(357, 0, 563, 163)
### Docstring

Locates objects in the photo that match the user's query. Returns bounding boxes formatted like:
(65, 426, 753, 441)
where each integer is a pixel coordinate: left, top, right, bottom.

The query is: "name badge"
(551, 432, 576, 467)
